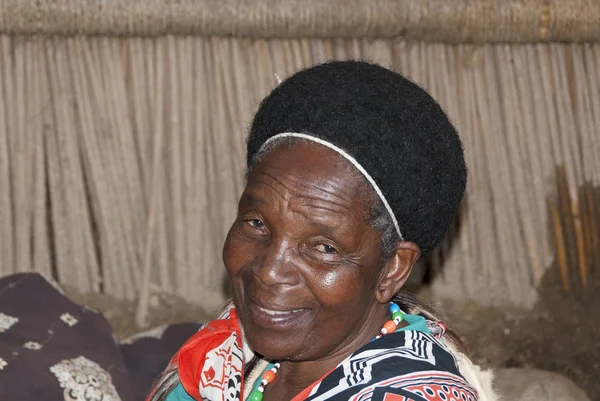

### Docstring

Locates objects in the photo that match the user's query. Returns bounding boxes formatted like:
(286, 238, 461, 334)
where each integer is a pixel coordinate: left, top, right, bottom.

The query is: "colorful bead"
(249, 390, 263, 401)
(383, 320, 397, 334)
(392, 311, 404, 322)
(263, 370, 276, 383)
(389, 302, 401, 314)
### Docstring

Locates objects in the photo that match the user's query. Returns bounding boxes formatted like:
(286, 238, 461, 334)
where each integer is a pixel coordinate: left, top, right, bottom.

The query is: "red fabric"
(174, 309, 243, 401)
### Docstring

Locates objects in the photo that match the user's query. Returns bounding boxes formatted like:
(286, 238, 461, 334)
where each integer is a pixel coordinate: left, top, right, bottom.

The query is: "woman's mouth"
(256, 305, 305, 315)
(247, 301, 311, 329)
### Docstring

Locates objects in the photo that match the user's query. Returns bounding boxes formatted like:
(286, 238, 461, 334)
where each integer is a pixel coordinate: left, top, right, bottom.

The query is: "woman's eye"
(315, 244, 337, 254)
(245, 219, 264, 229)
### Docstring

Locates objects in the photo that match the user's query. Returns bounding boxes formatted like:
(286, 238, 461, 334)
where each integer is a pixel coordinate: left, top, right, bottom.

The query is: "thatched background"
(0, 1, 599, 325)
(1, 0, 599, 42)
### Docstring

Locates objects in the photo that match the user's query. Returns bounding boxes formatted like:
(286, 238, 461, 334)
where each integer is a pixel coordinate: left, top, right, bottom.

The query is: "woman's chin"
(249, 343, 300, 361)
(245, 329, 307, 361)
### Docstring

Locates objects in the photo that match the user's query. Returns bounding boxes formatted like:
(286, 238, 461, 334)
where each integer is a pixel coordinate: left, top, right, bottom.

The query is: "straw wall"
(1, 0, 599, 42)
(0, 1, 599, 319)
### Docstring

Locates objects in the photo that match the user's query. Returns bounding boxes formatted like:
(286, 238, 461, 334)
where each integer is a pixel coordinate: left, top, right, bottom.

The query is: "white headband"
(260, 132, 403, 240)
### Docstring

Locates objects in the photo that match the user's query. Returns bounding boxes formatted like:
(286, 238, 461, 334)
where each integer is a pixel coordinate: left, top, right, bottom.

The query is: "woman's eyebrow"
(242, 193, 268, 206)
(292, 212, 336, 236)
(301, 199, 353, 215)
(311, 221, 335, 237)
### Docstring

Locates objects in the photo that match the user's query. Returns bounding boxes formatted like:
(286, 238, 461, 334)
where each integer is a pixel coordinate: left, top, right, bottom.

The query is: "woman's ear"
(376, 241, 421, 304)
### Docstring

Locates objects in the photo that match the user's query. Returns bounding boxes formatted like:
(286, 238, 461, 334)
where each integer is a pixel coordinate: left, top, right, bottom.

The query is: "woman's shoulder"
(355, 329, 470, 382)
(305, 331, 481, 401)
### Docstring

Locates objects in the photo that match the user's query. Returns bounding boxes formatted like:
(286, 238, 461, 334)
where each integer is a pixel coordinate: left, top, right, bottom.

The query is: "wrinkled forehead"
(248, 133, 403, 240)
(244, 140, 375, 217)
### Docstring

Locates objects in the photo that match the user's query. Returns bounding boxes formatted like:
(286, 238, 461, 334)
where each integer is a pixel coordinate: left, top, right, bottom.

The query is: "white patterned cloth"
(50, 356, 122, 401)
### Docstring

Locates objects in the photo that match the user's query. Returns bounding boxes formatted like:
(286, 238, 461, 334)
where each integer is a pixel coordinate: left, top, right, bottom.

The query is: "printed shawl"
(154, 305, 496, 401)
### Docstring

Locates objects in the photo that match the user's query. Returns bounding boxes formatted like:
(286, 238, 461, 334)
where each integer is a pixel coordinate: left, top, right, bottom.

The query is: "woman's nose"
(252, 237, 298, 287)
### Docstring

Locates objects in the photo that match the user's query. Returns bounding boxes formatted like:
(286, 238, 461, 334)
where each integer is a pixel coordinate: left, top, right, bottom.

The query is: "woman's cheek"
(320, 270, 339, 289)
(223, 231, 244, 272)
(313, 269, 359, 305)
(223, 230, 259, 275)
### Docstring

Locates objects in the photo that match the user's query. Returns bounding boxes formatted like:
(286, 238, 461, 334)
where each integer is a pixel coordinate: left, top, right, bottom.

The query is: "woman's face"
(223, 141, 389, 362)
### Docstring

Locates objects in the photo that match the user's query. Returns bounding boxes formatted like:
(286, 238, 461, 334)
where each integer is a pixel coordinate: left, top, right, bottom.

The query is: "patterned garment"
(162, 306, 478, 401)
(299, 330, 478, 401)
(158, 306, 246, 401)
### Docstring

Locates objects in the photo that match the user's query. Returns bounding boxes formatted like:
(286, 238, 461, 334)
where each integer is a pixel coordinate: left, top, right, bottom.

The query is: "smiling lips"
(248, 300, 310, 329)
(256, 305, 305, 316)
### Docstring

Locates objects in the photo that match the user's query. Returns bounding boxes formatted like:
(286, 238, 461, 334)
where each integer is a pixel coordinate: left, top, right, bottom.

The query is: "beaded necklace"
(248, 302, 405, 401)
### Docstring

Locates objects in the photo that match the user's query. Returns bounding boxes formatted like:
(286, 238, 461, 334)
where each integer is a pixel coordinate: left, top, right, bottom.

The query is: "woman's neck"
(260, 303, 394, 401)
(262, 359, 335, 401)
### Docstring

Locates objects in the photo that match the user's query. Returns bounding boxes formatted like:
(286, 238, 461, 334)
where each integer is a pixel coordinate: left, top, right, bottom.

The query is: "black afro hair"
(246, 60, 467, 254)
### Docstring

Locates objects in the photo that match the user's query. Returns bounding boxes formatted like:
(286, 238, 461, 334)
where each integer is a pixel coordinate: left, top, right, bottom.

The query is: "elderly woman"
(148, 61, 497, 401)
